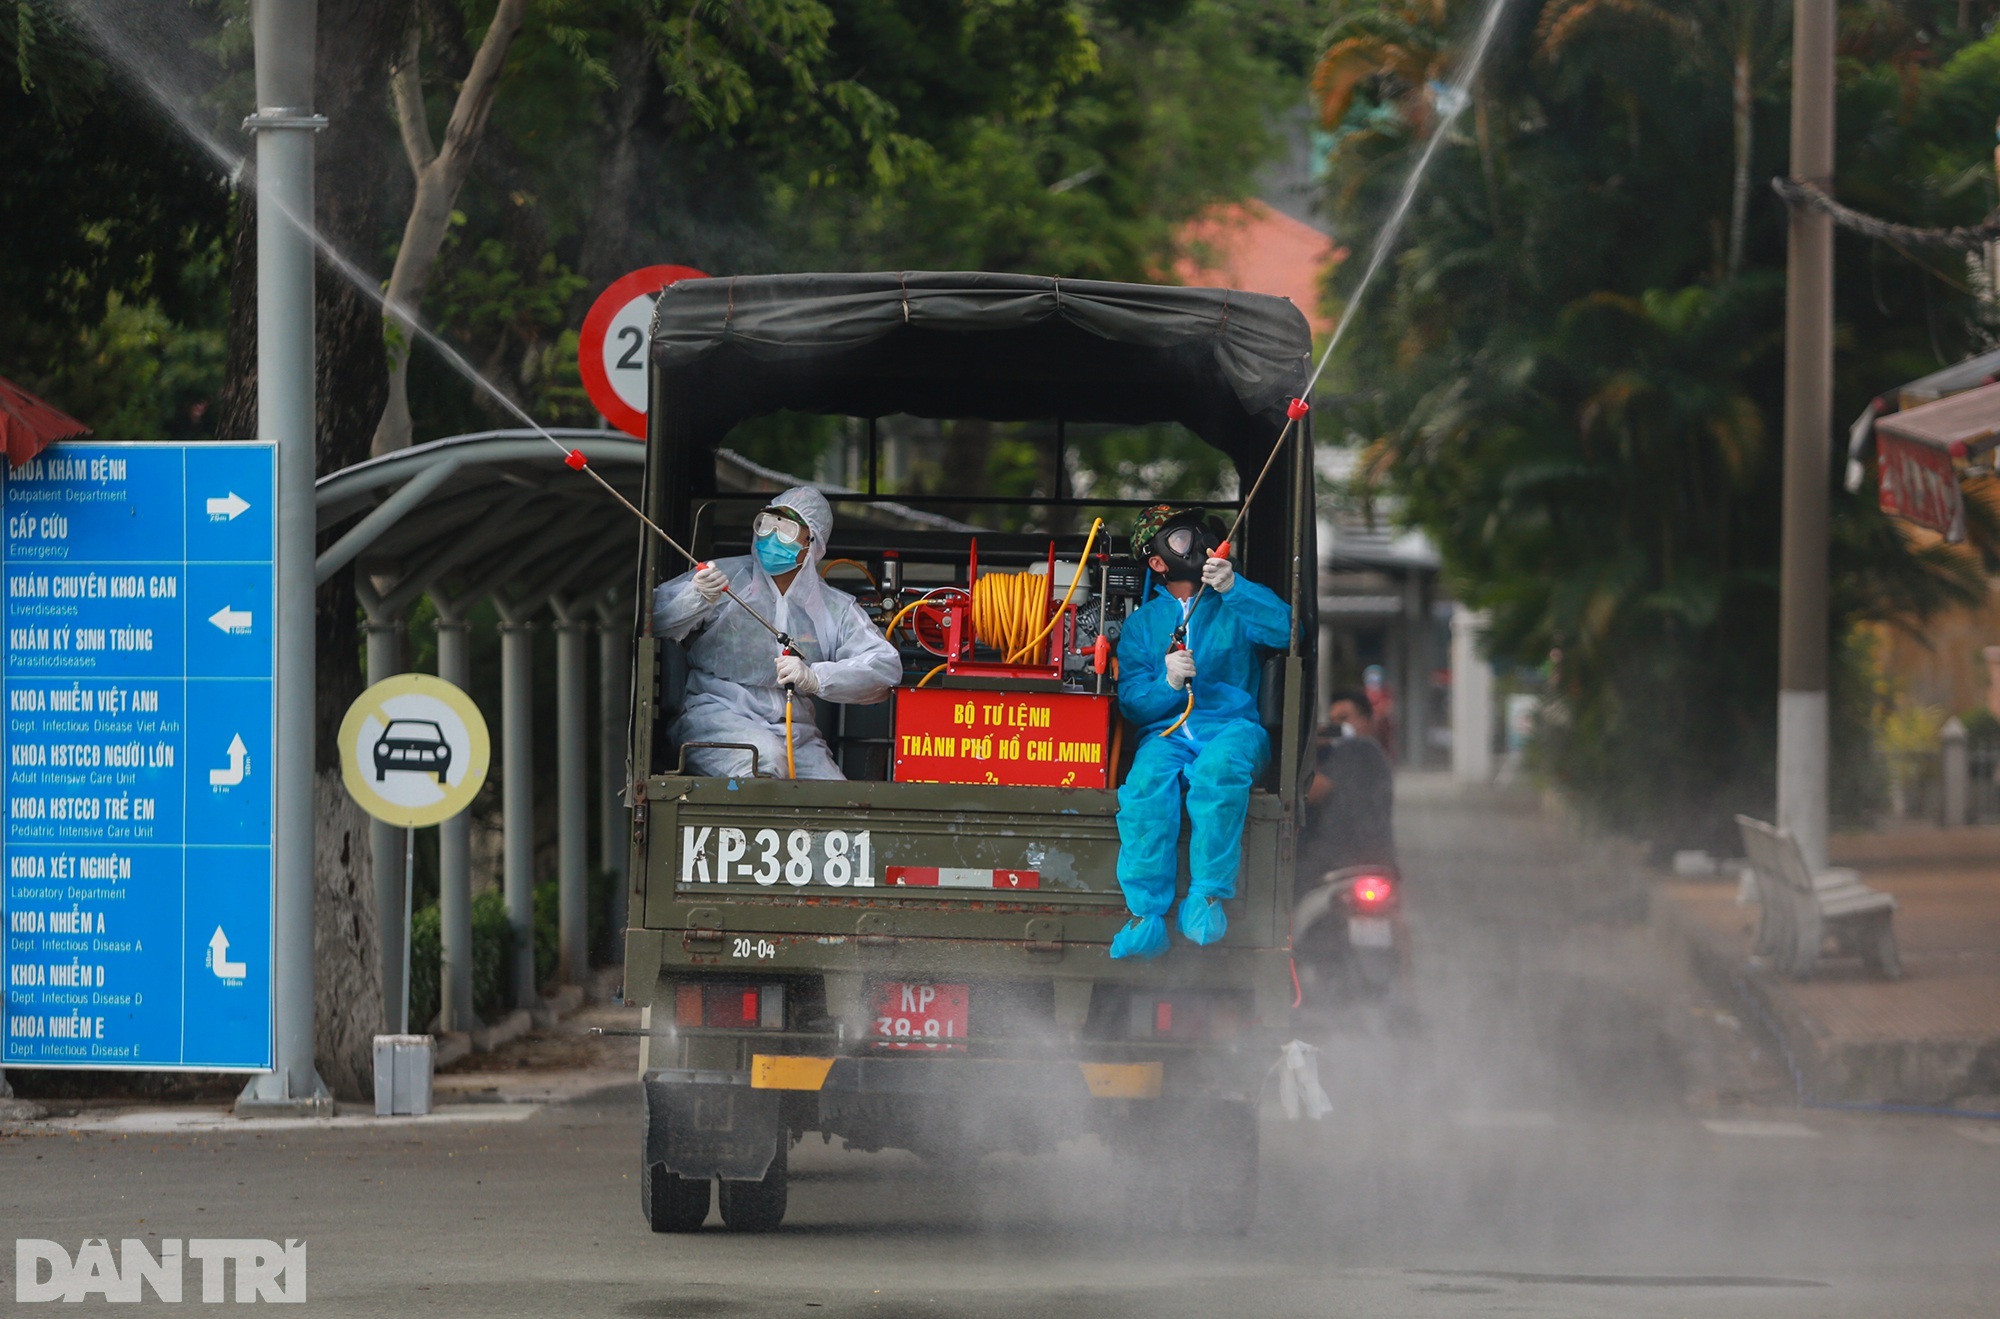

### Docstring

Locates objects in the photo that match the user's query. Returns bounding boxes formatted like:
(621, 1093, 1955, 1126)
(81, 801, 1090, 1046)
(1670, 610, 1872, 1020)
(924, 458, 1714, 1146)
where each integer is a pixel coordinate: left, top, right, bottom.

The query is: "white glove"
(1201, 554, 1235, 594)
(691, 563, 730, 604)
(1164, 647, 1196, 691)
(775, 653, 819, 696)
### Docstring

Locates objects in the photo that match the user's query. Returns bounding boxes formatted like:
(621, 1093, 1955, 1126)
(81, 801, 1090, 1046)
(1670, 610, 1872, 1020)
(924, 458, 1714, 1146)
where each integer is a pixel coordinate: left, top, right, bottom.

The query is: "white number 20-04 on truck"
(679, 826, 874, 887)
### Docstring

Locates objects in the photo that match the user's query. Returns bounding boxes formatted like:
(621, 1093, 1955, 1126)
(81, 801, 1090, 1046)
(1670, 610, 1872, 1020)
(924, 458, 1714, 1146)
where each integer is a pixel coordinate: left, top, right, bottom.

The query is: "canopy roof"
(648, 272, 1314, 468)
(1875, 379, 2000, 458)
(1, 376, 91, 468)
(314, 429, 975, 619)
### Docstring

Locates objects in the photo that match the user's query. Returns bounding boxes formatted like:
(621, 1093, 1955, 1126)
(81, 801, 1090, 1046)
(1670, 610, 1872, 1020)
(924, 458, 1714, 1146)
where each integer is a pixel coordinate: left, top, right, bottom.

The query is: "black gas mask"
(1149, 513, 1225, 584)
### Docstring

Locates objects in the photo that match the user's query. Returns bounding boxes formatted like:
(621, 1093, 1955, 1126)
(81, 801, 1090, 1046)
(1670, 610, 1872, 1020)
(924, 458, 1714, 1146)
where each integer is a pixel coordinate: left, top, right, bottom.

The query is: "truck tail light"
(674, 982, 785, 1029)
(1130, 992, 1242, 1042)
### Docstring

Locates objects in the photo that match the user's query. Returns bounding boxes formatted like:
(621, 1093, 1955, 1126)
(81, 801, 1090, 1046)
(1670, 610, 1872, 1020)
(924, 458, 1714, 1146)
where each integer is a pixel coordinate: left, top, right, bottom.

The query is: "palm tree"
(1536, 0, 1786, 281)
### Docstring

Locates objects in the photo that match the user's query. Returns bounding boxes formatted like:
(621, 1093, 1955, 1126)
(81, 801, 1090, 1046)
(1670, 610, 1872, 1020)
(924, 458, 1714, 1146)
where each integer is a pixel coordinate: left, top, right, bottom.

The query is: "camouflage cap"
(1129, 503, 1203, 559)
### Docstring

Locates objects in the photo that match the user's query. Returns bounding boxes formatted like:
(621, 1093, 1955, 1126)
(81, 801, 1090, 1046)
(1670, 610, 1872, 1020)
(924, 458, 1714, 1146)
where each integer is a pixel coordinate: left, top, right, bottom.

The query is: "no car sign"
(577, 264, 708, 438)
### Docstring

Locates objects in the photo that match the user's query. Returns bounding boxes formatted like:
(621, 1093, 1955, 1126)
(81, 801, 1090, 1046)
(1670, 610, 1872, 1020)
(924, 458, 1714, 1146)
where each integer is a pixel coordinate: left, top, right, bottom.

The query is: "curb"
(1651, 881, 2000, 1106)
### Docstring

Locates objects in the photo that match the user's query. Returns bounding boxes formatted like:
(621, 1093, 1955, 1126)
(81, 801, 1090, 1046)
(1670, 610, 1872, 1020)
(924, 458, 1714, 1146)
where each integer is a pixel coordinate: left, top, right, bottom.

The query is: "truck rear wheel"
(1111, 1100, 1259, 1236)
(641, 1160, 711, 1233)
(1180, 1101, 1258, 1236)
(717, 1140, 788, 1232)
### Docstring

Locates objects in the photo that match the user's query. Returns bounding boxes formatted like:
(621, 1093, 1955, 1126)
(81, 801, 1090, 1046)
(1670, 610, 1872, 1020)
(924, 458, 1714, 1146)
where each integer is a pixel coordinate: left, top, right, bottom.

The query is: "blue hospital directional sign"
(3, 443, 276, 1070)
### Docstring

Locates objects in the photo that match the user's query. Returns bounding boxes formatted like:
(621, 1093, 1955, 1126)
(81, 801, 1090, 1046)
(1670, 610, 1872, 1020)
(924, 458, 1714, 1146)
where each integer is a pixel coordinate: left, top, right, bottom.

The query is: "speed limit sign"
(578, 264, 707, 437)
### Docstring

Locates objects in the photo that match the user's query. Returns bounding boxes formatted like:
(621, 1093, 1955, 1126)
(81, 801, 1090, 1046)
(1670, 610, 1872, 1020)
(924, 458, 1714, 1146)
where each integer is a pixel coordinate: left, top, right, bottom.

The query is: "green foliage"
(0, 0, 231, 434)
(531, 869, 618, 989)
(1323, 0, 2000, 846)
(406, 889, 516, 1029)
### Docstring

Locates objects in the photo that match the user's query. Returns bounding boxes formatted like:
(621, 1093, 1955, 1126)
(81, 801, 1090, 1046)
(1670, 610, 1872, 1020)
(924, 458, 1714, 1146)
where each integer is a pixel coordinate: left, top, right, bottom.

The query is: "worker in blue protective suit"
(1111, 505, 1294, 958)
(652, 485, 901, 779)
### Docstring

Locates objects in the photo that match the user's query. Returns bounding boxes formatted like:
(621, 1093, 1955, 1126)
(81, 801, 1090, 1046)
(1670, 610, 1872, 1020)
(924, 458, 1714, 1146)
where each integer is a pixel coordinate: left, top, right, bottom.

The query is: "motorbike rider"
(1304, 688, 1396, 872)
(651, 485, 901, 779)
(1110, 505, 1294, 958)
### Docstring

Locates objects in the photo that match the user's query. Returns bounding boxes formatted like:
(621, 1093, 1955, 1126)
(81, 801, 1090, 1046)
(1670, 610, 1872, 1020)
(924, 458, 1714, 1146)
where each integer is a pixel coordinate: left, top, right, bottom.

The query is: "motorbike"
(1291, 863, 1409, 1013)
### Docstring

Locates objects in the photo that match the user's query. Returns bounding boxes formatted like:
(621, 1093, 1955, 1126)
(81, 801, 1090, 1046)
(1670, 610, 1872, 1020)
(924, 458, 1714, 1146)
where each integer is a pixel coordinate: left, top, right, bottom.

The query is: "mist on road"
(5, 777, 1997, 1317)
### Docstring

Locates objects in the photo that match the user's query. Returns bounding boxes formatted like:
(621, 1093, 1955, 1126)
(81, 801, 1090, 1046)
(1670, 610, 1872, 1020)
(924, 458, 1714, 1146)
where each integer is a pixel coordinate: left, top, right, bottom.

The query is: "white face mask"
(1338, 722, 1356, 739)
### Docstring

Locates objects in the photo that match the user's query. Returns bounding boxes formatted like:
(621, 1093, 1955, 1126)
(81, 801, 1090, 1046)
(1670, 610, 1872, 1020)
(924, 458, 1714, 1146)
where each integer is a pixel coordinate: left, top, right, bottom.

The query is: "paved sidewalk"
(1655, 828, 2000, 1107)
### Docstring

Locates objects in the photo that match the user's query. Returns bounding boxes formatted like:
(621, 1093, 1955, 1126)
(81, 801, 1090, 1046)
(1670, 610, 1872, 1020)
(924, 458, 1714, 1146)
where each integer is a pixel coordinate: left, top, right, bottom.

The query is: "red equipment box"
(892, 687, 1112, 788)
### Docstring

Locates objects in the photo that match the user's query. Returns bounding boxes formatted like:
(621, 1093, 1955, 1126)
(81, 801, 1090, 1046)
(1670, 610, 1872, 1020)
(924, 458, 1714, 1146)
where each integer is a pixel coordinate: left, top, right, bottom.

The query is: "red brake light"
(674, 982, 783, 1029)
(1352, 875, 1395, 910)
(1155, 1001, 1173, 1034)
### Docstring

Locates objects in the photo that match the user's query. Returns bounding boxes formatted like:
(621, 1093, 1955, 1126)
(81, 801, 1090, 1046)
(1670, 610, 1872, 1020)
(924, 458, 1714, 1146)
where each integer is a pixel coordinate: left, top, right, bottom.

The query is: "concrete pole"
(435, 609, 477, 1030)
(1779, 0, 1836, 872)
(598, 600, 631, 959)
(499, 613, 539, 1009)
(1450, 604, 1495, 784)
(553, 604, 590, 985)
(239, 0, 329, 1113)
(1401, 570, 1428, 767)
(1942, 716, 1970, 828)
(362, 601, 406, 1030)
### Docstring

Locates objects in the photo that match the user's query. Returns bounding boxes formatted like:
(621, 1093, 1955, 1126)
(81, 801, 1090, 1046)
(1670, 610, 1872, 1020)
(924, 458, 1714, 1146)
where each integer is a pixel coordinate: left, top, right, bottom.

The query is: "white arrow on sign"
(208, 605, 253, 634)
(208, 926, 247, 980)
(208, 734, 249, 787)
(205, 492, 251, 521)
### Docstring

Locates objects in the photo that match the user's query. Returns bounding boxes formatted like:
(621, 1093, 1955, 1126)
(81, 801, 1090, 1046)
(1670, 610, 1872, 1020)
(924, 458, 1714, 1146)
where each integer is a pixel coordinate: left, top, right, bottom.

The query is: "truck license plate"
(871, 982, 968, 1051)
(1347, 917, 1394, 949)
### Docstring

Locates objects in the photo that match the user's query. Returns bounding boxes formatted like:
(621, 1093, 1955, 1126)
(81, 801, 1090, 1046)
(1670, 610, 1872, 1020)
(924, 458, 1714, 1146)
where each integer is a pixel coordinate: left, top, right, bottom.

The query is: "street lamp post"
(237, 0, 331, 1115)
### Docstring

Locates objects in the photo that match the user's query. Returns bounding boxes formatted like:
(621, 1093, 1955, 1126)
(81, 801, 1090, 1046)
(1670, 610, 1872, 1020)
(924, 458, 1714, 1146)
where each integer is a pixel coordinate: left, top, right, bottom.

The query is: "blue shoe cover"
(1178, 895, 1228, 946)
(1110, 915, 1170, 960)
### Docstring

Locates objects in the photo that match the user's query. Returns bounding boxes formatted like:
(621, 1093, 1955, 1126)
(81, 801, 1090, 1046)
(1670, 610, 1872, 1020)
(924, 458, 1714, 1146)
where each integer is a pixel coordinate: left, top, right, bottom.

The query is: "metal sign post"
(336, 672, 490, 1109)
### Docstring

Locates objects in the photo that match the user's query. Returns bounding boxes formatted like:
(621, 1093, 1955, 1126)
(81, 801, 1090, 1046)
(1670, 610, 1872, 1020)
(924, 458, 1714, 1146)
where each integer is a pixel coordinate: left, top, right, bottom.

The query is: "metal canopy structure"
(316, 429, 649, 615)
(313, 426, 974, 1036)
(317, 428, 648, 1037)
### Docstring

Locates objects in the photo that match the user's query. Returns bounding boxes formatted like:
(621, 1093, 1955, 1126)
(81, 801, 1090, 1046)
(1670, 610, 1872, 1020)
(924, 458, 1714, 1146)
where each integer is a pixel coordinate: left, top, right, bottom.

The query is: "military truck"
(623, 272, 1317, 1233)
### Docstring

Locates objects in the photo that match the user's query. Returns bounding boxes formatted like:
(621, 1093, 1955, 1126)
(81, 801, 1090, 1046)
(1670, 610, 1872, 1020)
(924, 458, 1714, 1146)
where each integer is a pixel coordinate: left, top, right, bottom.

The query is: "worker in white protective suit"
(651, 486, 901, 779)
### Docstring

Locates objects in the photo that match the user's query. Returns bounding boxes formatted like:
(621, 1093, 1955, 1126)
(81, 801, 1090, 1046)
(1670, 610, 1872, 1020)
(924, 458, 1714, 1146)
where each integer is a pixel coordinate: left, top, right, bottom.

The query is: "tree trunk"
(371, 0, 533, 455)
(576, 43, 657, 298)
(314, 771, 382, 1099)
(1727, 46, 1752, 281)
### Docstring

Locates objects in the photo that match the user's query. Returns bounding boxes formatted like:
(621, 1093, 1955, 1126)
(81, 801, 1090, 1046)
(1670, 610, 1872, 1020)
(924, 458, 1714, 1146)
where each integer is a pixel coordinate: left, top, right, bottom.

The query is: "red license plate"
(871, 982, 969, 1051)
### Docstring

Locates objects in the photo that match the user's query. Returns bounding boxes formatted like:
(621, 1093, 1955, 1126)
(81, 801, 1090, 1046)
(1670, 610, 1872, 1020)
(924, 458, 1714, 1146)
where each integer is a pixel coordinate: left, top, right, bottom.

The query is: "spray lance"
(549, 445, 805, 775)
(1156, 396, 1311, 739)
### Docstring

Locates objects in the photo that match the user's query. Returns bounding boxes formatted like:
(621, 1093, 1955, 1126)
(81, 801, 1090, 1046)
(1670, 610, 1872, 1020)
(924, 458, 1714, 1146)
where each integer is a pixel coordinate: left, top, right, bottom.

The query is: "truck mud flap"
(643, 1071, 780, 1181)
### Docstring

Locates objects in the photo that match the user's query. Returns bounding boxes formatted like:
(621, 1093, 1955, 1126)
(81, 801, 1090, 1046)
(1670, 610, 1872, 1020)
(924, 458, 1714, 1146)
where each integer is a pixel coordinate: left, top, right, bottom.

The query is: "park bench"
(1734, 815, 1901, 980)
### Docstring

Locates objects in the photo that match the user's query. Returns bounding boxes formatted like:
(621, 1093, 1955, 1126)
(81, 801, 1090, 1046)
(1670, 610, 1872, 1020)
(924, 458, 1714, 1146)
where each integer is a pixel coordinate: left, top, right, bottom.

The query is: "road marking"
(1953, 1124, 2000, 1145)
(1453, 1109, 1558, 1130)
(1702, 1118, 1819, 1138)
(15, 1105, 543, 1134)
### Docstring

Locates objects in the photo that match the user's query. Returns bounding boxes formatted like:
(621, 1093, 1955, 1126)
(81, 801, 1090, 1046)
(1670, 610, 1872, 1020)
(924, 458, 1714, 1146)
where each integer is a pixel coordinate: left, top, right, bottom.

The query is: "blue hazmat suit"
(1112, 574, 1293, 957)
(651, 486, 901, 779)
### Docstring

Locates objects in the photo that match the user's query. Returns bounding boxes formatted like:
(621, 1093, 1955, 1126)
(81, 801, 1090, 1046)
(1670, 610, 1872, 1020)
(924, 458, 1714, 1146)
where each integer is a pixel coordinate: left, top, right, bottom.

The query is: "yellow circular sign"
(338, 674, 491, 827)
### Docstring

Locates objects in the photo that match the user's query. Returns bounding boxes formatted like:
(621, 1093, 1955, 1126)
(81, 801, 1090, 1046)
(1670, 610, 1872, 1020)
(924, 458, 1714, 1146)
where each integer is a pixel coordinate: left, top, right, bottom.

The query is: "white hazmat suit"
(651, 486, 901, 779)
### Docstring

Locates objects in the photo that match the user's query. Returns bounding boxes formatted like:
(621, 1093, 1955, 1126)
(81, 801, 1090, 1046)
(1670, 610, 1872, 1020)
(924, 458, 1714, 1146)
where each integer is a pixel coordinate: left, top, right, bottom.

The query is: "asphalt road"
(6, 777, 1999, 1317)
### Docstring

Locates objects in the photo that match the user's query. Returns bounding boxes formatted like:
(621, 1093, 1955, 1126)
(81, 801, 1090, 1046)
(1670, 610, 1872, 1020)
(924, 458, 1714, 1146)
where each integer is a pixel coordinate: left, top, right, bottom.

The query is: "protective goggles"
(1162, 525, 1201, 558)
(753, 511, 807, 544)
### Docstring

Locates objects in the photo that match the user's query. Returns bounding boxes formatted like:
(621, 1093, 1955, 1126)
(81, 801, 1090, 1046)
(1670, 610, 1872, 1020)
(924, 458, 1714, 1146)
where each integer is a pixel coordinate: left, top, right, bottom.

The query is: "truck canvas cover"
(647, 271, 1312, 472)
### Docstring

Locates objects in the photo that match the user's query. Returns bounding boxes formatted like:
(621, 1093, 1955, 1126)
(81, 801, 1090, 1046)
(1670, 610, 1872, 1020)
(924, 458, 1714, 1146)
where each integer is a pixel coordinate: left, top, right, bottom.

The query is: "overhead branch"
(390, 25, 437, 177)
(372, 0, 532, 455)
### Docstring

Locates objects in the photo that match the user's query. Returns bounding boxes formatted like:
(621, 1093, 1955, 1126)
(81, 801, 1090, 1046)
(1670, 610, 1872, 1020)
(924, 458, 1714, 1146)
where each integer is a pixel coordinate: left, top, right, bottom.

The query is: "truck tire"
(717, 1139, 788, 1232)
(641, 1159, 711, 1233)
(1180, 1101, 1258, 1236)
